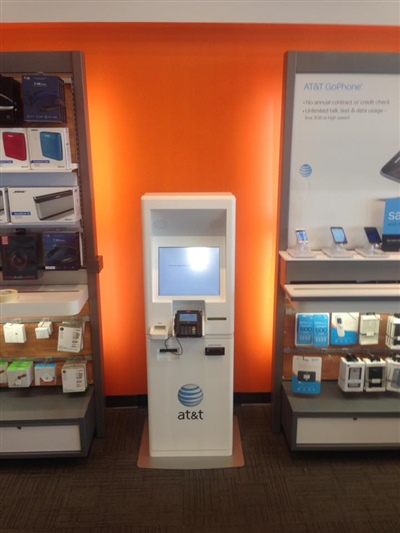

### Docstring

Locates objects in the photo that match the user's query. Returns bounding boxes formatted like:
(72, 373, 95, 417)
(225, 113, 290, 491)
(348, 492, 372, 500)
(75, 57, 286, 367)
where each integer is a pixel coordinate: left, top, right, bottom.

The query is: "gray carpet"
(0, 404, 399, 533)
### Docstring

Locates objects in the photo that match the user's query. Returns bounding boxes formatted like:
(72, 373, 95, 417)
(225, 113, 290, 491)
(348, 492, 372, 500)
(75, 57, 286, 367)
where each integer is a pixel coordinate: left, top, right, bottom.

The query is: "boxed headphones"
(22, 75, 66, 123)
(0, 233, 39, 280)
(0, 75, 23, 126)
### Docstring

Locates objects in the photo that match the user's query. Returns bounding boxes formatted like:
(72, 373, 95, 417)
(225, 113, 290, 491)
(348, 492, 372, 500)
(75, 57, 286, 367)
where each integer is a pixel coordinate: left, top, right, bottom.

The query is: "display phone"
(174, 310, 202, 337)
(330, 226, 348, 245)
(364, 226, 382, 245)
(380, 151, 400, 183)
(295, 228, 308, 244)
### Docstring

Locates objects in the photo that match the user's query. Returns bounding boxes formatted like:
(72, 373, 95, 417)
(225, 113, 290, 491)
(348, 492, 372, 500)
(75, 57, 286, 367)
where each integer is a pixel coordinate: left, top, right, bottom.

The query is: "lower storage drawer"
(1, 424, 81, 453)
(297, 417, 400, 446)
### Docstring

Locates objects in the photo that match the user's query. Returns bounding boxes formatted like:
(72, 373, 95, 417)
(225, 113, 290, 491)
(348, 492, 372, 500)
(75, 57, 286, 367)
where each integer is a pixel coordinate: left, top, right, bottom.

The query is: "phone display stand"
(322, 243, 354, 258)
(287, 243, 316, 259)
(355, 243, 389, 258)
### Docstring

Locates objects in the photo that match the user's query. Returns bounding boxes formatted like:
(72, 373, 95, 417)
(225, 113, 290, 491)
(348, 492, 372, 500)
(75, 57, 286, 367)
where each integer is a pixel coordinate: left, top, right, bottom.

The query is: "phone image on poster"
(380, 151, 400, 183)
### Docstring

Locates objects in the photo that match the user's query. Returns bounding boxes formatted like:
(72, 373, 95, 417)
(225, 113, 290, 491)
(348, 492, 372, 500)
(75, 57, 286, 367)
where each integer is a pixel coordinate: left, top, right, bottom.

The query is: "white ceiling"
(1, 0, 399, 26)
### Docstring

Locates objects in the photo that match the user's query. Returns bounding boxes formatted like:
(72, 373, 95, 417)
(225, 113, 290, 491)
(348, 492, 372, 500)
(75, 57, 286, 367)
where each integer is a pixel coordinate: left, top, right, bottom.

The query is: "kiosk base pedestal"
(138, 416, 245, 469)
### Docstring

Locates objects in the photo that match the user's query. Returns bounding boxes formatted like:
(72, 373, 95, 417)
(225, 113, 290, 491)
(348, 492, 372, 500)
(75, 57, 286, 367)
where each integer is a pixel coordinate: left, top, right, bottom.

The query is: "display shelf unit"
(274, 254, 400, 451)
(272, 51, 400, 451)
(0, 52, 104, 458)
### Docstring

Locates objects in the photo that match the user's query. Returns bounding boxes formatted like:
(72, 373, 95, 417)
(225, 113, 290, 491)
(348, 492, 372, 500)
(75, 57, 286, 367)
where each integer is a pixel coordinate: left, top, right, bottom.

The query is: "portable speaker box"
(22, 75, 66, 123)
(27, 127, 72, 169)
(43, 231, 81, 270)
(0, 75, 23, 126)
(8, 187, 81, 224)
(0, 233, 39, 280)
(0, 128, 30, 169)
(0, 188, 10, 223)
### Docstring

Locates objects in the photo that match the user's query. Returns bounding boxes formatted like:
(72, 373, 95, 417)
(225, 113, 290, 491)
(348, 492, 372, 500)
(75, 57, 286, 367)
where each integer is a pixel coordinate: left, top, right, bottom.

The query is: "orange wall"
(1, 23, 399, 396)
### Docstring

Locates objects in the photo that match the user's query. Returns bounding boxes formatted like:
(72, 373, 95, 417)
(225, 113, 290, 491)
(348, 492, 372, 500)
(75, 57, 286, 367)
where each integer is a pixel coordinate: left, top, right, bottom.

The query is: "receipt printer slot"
(205, 347, 225, 356)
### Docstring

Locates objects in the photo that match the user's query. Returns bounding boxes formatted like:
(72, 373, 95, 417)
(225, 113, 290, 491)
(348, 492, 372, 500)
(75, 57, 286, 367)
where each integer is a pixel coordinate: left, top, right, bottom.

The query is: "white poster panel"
(288, 73, 400, 249)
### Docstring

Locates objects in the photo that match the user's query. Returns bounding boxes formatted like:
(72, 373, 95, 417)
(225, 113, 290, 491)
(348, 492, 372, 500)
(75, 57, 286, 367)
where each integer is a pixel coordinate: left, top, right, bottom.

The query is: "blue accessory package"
(295, 313, 314, 346)
(313, 313, 330, 348)
(330, 313, 359, 346)
(292, 356, 322, 395)
(382, 197, 400, 251)
(40, 131, 63, 161)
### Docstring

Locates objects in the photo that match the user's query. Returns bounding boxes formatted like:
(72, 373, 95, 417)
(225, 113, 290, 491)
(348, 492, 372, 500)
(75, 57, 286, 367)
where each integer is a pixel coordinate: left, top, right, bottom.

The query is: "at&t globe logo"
(299, 163, 313, 177)
(177, 384, 204, 420)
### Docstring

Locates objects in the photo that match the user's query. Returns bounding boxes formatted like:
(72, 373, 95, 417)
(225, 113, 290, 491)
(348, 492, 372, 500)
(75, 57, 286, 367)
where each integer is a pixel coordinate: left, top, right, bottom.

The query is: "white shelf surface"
(0, 284, 88, 318)
(284, 283, 400, 313)
(0, 164, 78, 173)
(280, 250, 400, 262)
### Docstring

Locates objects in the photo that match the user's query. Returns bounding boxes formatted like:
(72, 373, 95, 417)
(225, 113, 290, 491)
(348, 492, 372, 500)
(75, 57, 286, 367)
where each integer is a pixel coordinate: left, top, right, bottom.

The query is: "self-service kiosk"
(140, 193, 240, 466)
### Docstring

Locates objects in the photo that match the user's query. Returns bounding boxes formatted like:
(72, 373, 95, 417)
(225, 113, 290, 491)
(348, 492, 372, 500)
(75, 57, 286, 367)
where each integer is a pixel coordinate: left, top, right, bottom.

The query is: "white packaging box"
(8, 187, 81, 224)
(61, 361, 87, 393)
(0, 188, 10, 223)
(359, 314, 381, 345)
(27, 127, 72, 170)
(386, 356, 400, 393)
(3, 323, 27, 343)
(0, 128, 30, 169)
(0, 361, 9, 384)
(57, 323, 84, 353)
(363, 356, 386, 392)
(34, 363, 57, 386)
(7, 360, 34, 388)
(338, 356, 365, 392)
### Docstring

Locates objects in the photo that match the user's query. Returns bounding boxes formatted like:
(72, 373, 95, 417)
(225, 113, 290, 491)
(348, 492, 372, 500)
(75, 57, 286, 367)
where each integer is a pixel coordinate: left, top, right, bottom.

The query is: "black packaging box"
(1, 234, 39, 280)
(0, 76, 23, 126)
(22, 75, 66, 123)
(43, 231, 81, 270)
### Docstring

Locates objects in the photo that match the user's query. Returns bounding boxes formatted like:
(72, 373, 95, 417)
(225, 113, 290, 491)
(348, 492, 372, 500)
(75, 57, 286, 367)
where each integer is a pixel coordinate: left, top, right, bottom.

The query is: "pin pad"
(174, 310, 202, 337)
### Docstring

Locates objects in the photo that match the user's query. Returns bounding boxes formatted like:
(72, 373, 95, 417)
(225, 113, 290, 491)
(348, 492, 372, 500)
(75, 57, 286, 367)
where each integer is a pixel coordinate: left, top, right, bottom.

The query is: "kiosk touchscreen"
(140, 193, 238, 465)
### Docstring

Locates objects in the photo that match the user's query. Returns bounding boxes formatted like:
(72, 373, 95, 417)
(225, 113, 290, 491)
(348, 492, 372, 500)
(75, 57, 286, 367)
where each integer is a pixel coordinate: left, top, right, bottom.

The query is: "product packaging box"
(3, 323, 27, 343)
(0, 128, 30, 169)
(313, 313, 330, 348)
(43, 231, 81, 270)
(0, 75, 23, 126)
(0, 188, 10, 223)
(359, 314, 381, 345)
(291, 356, 322, 395)
(61, 360, 87, 393)
(338, 355, 365, 392)
(0, 361, 9, 384)
(382, 197, 400, 252)
(34, 363, 57, 386)
(7, 360, 34, 388)
(57, 322, 85, 353)
(27, 127, 72, 169)
(295, 313, 314, 346)
(22, 75, 66, 123)
(386, 356, 400, 393)
(0, 234, 39, 280)
(363, 356, 386, 392)
(8, 187, 81, 224)
(330, 313, 359, 346)
(385, 314, 400, 350)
